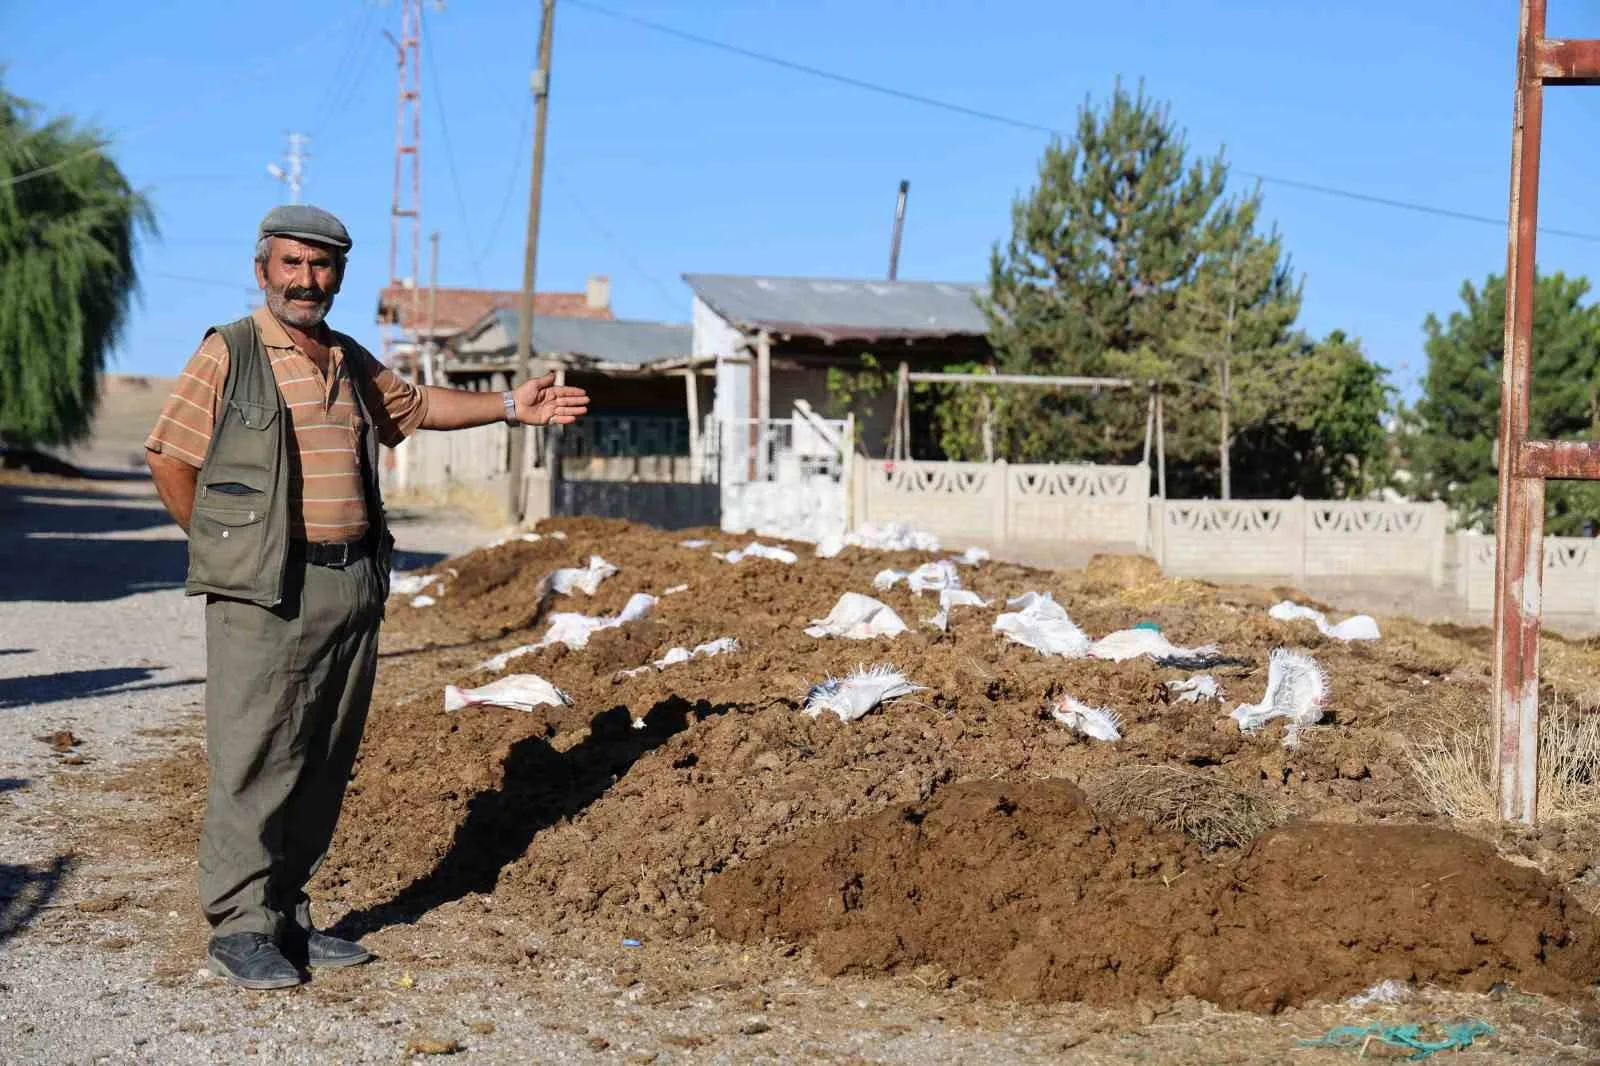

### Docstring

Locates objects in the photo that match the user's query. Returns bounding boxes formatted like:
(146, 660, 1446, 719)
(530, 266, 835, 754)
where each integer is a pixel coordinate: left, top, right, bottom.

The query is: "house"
(374, 276, 614, 375)
(683, 273, 993, 459)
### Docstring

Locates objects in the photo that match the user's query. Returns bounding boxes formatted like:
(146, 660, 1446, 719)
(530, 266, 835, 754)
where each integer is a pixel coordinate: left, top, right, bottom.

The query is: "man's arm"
(146, 450, 199, 534)
(418, 372, 589, 431)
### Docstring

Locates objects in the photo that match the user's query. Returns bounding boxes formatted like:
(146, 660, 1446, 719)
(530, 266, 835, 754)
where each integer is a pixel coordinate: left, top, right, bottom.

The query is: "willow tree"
(0, 82, 153, 448)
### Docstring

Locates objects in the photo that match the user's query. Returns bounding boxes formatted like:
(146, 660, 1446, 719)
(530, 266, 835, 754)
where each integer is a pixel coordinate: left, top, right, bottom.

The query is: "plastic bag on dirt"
(621, 636, 741, 678)
(410, 594, 437, 608)
(485, 532, 543, 549)
(802, 664, 924, 722)
(678, 538, 710, 549)
(1268, 600, 1380, 642)
(1088, 627, 1221, 663)
(954, 546, 990, 566)
(390, 573, 439, 597)
(444, 673, 570, 713)
(547, 555, 619, 596)
(542, 592, 659, 651)
(718, 542, 798, 565)
(475, 643, 541, 672)
(804, 592, 908, 640)
(1166, 674, 1225, 703)
(662, 584, 689, 596)
(873, 560, 961, 596)
(926, 589, 990, 632)
(1049, 694, 1123, 741)
(814, 522, 941, 557)
(993, 592, 1090, 657)
(1231, 648, 1328, 747)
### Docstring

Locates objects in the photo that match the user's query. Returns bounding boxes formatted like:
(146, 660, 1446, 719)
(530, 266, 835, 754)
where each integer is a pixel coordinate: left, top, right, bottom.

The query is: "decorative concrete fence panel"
(1006, 463, 1150, 546)
(853, 459, 1150, 549)
(1458, 535, 1600, 614)
(1303, 501, 1449, 583)
(1154, 499, 1449, 586)
(1155, 501, 1305, 579)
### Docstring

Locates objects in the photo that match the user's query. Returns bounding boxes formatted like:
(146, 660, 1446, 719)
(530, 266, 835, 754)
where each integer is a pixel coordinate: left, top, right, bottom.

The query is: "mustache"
(283, 286, 327, 302)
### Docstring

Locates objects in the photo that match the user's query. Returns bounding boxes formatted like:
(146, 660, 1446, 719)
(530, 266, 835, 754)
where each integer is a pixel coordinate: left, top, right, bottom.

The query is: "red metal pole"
(1492, 0, 1547, 824)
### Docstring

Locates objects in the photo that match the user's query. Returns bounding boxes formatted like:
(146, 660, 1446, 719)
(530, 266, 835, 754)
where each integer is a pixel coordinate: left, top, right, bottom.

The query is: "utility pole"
(507, 0, 557, 522)
(424, 230, 441, 386)
(887, 179, 909, 280)
(266, 132, 309, 204)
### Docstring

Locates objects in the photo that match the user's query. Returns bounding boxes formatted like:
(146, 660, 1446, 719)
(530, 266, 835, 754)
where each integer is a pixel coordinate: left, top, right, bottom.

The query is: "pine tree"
(1407, 271, 1600, 533)
(979, 80, 1225, 462)
(1163, 186, 1301, 497)
(0, 82, 154, 449)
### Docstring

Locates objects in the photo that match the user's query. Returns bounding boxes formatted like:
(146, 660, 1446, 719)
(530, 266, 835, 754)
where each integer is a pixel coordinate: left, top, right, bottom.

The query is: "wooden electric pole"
(507, 0, 557, 521)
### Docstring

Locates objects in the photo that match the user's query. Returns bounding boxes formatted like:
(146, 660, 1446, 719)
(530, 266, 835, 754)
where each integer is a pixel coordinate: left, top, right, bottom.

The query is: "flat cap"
(257, 204, 353, 252)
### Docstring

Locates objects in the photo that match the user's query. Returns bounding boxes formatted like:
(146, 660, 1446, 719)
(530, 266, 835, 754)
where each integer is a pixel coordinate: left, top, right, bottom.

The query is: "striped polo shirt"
(145, 306, 430, 543)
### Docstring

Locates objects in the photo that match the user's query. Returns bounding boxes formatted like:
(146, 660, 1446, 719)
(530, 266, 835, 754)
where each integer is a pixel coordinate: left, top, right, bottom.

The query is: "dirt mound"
(703, 780, 1600, 1012)
(116, 516, 1600, 1014)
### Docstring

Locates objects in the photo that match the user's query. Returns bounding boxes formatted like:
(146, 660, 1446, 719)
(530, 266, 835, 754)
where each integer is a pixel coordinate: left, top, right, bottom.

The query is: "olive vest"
(184, 315, 393, 607)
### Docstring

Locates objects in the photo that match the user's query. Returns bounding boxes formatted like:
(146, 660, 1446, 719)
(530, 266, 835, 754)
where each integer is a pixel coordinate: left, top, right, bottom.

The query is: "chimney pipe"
(887, 180, 909, 281)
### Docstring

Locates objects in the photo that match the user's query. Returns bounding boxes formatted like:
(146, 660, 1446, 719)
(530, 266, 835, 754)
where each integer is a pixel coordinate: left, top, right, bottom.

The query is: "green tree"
(0, 82, 153, 448)
(980, 79, 1225, 463)
(1158, 185, 1301, 497)
(1406, 271, 1600, 534)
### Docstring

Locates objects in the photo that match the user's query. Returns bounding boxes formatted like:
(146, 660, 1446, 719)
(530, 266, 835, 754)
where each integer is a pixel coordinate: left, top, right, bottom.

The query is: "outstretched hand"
(514, 372, 590, 426)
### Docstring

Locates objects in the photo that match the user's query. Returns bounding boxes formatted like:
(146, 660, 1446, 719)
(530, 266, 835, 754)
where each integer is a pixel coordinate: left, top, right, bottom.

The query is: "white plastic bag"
(718, 542, 798, 565)
(444, 673, 570, 713)
(1268, 600, 1380, 642)
(814, 523, 940, 556)
(475, 643, 540, 672)
(390, 573, 439, 597)
(622, 636, 741, 677)
(926, 588, 989, 632)
(678, 538, 710, 549)
(873, 561, 961, 595)
(1166, 674, 1225, 703)
(547, 555, 619, 596)
(993, 592, 1089, 657)
(1232, 648, 1328, 747)
(410, 594, 437, 608)
(804, 593, 908, 640)
(802, 664, 924, 722)
(954, 546, 990, 566)
(1049, 695, 1122, 741)
(1088, 627, 1221, 663)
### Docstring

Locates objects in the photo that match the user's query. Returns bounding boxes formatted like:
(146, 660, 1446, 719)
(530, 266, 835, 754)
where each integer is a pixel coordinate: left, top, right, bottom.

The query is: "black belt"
(296, 538, 370, 568)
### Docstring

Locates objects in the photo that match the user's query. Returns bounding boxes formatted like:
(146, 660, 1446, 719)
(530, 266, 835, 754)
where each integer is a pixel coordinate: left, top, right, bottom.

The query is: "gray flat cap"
(257, 204, 353, 252)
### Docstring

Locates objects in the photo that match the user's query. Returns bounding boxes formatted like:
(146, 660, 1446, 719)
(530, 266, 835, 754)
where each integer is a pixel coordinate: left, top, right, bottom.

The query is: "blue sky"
(8, 0, 1600, 401)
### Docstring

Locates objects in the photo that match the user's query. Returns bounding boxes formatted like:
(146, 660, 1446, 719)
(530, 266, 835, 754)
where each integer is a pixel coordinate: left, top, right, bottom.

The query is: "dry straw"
(1092, 765, 1290, 850)
(1404, 699, 1600, 822)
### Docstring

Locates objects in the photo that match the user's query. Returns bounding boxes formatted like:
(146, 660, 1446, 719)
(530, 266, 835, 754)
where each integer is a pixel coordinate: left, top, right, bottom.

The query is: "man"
(145, 205, 588, 990)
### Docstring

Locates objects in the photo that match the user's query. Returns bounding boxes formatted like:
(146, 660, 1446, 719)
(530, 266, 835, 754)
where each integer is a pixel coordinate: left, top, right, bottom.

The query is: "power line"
(420, 6, 483, 285)
(2, 9, 370, 190)
(471, 105, 531, 274)
(565, 0, 1600, 247)
(550, 167, 682, 317)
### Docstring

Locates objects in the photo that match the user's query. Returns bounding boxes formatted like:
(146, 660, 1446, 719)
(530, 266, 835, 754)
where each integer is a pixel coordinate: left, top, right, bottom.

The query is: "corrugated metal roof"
(683, 273, 989, 342)
(477, 310, 692, 367)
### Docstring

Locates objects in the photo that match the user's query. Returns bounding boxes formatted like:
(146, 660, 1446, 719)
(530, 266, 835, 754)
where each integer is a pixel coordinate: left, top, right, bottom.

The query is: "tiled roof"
(376, 286, 611, 334)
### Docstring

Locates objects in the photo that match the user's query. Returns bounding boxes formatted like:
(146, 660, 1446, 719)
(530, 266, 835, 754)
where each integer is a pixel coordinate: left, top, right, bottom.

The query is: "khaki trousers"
(198, 550, 383, 939)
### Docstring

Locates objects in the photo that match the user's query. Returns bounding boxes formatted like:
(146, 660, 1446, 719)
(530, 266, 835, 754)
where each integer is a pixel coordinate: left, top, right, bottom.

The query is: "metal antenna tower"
(266, 132, 309, 204)
(382, 0, 444, 373)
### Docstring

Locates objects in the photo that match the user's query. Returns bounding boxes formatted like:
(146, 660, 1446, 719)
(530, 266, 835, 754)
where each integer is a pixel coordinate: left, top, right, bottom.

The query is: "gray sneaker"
(284, 927, 373, 969)
(207, 933, 303, 990)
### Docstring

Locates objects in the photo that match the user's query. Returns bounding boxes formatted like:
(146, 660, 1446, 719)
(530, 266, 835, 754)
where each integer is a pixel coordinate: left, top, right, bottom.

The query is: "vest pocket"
(189, 505, 267, 590)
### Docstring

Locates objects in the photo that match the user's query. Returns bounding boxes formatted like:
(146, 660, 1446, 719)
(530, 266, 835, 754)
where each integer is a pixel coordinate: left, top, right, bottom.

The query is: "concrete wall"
(853, 459, 1150, 549)
(1153, 499, 1449, 586)
(1456, 534, 1600, 614)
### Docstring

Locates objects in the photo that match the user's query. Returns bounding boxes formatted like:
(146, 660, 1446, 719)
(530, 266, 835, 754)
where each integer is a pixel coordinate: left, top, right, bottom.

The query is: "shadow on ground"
(0, 479, 452, 604)
(331, 695, 732, 939)
(0, 854, 73, 946)
(0, 667, 204, 710)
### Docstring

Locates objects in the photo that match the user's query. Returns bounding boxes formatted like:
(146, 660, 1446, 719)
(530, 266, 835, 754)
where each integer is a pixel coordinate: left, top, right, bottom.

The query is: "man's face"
(255, 236, 342, 328)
